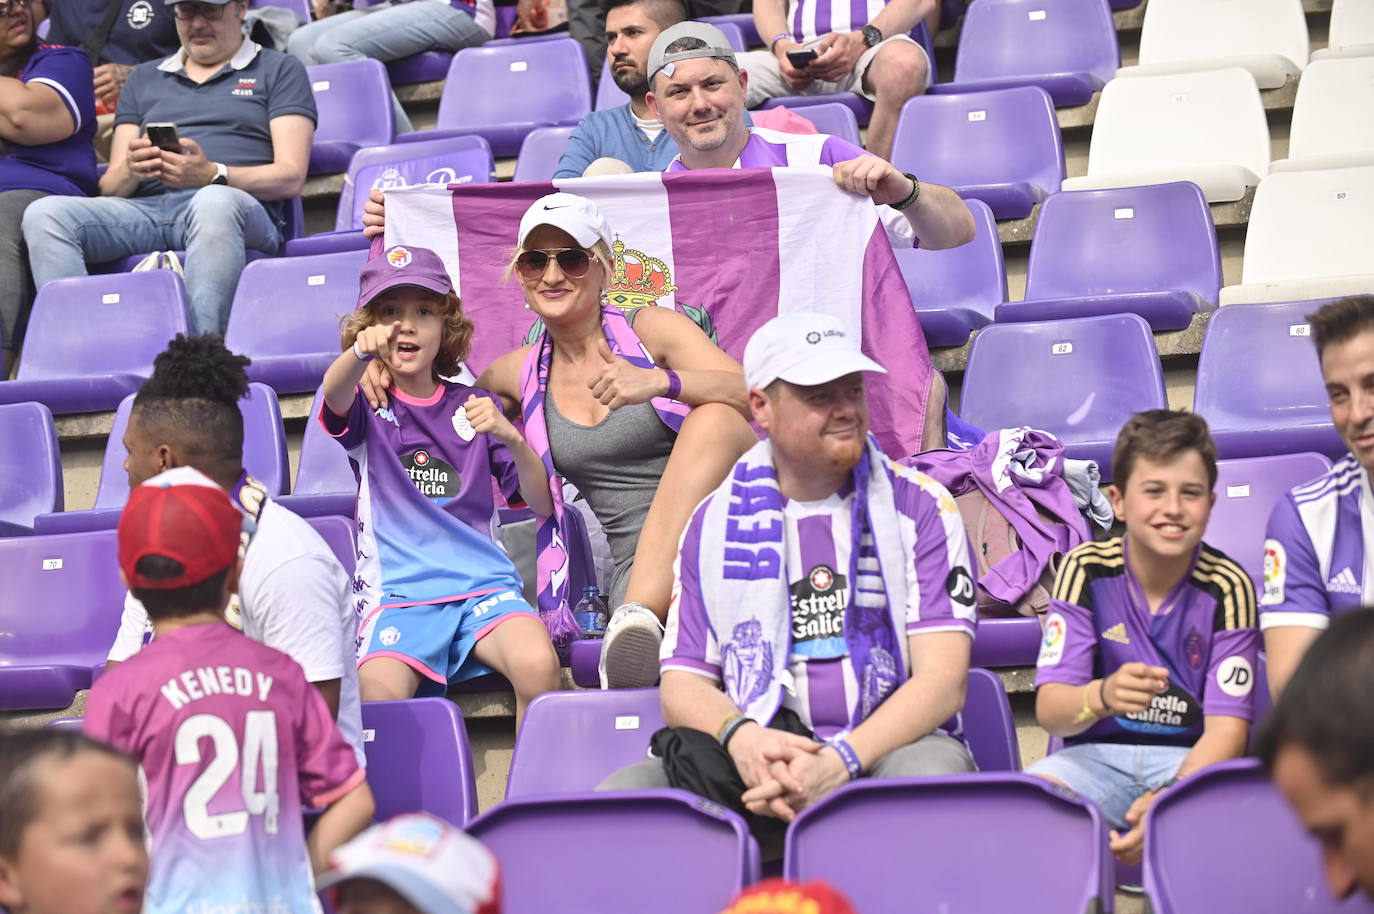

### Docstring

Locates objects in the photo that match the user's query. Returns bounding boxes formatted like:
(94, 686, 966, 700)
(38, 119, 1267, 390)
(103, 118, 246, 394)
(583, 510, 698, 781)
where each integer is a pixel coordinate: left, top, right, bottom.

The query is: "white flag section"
(380, 166, 937, 455)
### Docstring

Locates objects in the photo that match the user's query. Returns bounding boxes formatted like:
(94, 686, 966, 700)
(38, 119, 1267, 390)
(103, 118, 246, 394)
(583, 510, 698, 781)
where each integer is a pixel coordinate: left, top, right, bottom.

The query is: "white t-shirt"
(632, 110, 664, 143)
(108, 498, 365, 767)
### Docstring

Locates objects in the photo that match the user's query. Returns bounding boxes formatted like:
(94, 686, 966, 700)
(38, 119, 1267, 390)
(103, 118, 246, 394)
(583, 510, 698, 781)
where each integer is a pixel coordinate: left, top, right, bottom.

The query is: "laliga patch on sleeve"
(1216, 655, 1254, 698)
(1038, 611, 1067, 666)
(1261, 539, 1286, 605)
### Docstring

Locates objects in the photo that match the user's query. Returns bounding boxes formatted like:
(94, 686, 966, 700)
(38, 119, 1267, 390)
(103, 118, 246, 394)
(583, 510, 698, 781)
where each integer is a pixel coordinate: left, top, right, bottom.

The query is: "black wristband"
(721, 716, 753, 750)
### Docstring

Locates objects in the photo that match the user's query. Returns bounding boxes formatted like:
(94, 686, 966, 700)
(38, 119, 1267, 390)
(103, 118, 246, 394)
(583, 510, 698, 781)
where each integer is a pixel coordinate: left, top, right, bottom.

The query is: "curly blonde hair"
(339, 289, 474, 379)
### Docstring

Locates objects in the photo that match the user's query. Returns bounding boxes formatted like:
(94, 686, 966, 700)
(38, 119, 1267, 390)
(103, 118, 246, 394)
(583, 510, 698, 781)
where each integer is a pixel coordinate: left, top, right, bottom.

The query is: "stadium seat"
(225, 249, 370, 393)
(360, 698, 478, 827)
(0, 529, 123, 710)
(930, 0, 1119, 106)
(970, 617, 1043, 669)
(273, 388, 359, 519)
(512, 126, 576, 183)
(1219, 167, 1374, 305)
(1207, 453, 1334, 587)
(1118, 0, 1308, 89)
(33, 383, 292, 535)
(304, 514, 357, 574)
(0, 402, 62, 536)
(997, 181, 1221, 331)
(699, 13, 760, 48)
(1313, 0, 1374, 59)
(306, 60, 397, 175)
(88, 198, 307, 274)
(394, 39, 592, 157)
(1061, 68, 1270, 203)
(1271, 57, 1374, 173)
(44, 716, 84, 731)
(596, 22, 748, 111)
(0, 272, 190, 414)
(1143, 759, 1374, 914)
(285, 135, 495, 257)
(1192, 300, 1346, 460)
(787, 101, 862, 147)
(891, 86, 1064, 219)
(505, 688, 664, 798)
(896, 198, 1005, 348)
(963, 668, 1020, 772)
(959, 313, 1167, 478)
(784, 774, 1111, 913)
(468, 790, 759, 912)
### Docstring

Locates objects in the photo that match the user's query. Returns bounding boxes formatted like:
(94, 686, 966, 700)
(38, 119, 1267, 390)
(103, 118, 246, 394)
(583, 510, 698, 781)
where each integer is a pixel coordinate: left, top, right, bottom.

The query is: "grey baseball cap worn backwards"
(647, 21, 739, 85)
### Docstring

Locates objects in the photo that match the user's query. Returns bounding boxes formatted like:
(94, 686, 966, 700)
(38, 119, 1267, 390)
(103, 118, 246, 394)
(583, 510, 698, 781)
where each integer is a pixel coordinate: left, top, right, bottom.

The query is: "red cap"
(118, 484, 243, 591)
(719, 880, 858, 914)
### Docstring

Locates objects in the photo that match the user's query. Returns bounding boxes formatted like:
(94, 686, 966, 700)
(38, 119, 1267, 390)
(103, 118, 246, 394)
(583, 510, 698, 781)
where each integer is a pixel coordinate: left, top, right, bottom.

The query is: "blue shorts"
(359, 588, 536, 694)
(1025, 742, 1191, 830)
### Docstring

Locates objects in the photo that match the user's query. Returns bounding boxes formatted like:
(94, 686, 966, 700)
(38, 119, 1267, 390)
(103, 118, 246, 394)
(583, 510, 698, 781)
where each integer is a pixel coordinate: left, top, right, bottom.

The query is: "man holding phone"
(737, 0, 935, 160)
(22, 0, 316, 336)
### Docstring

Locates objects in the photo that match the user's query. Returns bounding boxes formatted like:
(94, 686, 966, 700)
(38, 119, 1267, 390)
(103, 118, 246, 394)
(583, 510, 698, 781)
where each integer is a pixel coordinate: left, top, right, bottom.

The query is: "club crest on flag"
(607, 237, 677, 309)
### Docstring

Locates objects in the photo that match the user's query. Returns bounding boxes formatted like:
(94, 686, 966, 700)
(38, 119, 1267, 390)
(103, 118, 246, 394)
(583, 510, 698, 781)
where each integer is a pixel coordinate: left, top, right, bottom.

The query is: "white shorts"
(739, 34, 931, 108)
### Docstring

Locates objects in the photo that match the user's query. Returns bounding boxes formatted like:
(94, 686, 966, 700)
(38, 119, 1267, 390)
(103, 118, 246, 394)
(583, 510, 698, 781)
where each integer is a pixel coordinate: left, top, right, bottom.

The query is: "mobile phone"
(786, 48, 818, 68)
(145, 122, 181, 153)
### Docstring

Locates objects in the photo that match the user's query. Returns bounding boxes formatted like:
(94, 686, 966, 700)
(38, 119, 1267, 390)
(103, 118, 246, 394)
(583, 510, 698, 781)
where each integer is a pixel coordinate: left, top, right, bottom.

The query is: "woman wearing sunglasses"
(0, 0, 96, 378)
(498, 192, 757, 688)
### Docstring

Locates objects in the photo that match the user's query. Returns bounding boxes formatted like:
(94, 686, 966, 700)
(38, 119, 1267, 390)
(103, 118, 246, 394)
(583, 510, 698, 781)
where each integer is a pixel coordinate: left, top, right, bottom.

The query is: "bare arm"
(865, 0, 936, 42)
(473, 346, 530, 414)
(323, 323, 397, 417)
(1037, 662, 1169, 738)
(1264, 625, 1321, 698)
(1175, 714, 1249, 779)
(592, 307, 750, 417)
(156, 114, 313, 200)
(307, 780, 375, 875)
(100, 122, 155, 197)
(311, 679, 341, 719)
(0, 77, 76, 145)
(831, 155, 976, 251)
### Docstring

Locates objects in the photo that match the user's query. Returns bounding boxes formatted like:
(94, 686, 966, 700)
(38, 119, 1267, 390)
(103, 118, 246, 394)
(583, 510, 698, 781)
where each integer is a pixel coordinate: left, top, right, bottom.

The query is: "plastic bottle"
(573, 586, 609, 638)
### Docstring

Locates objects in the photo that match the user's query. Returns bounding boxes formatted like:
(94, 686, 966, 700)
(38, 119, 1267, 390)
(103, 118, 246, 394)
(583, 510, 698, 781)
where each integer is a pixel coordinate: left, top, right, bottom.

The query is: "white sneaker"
(599, 602, 665, 689)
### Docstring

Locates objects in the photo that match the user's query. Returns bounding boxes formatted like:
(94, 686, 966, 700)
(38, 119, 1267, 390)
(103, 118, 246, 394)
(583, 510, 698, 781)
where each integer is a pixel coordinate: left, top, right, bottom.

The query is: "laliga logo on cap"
(387, 247, 413, 269)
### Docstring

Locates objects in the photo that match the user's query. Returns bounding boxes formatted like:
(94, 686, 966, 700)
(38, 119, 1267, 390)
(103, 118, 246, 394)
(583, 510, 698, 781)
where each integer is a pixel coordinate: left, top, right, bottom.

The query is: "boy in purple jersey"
(322, 244, 559, 725)
(85, 483, 375, 914)
(1029, 411, 1259, 865)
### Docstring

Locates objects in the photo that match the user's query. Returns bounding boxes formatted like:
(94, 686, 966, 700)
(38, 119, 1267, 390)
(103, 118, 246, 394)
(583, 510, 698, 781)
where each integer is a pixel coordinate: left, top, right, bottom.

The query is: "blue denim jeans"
(1026, 742, 1191, 829)
(22, 185, 282, 336)
(287, 1, 490, 133)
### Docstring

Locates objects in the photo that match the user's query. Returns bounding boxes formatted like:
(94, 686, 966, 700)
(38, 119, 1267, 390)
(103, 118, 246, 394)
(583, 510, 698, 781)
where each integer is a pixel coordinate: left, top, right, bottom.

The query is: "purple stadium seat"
(468, 790, 759, 912)
(998, 181, 1221, 331)
(306, 60, 396, 175)
(505, 688, 664, 798)
(274, 388, 359, 519)
(596, 22, 748, 111)
(898, 197, 1005, 348)
(963, 668, 1021, 772)
(971, 616, 1043, 668)
(0, 272, 190, 414)
(0, 403, 62, 536)
(45, 716, 85, 730)
(960, 313, 1167, 478)
(88, 198, 307, 274)
(1144, 759, 1374, 914)
(225, 249, 369, 393)
(394, 39, 592, 157)
(250, 0, 309, 23)
(0, 529, 123, 710)
(304, 514, 357, 574)
(483, 28, 577, 48)
(34, 383, 291, 534)
(286, 135, 495, 257)
(1195, 300, 1347, 460)
(360, 698, 478, 826)
(787, 101, 862, 147)
(785, 774, 1111, 912)
(760, 91, 874, 126)
(933, 0, 1119, 106)
(386, 50, 453, 86)
(1207, 453, 1333, 587)
(891, 86, 1064, 219)
(700, 13, 760, 47)
(567, 636, 601, 687)
(513, 126, 576, 182)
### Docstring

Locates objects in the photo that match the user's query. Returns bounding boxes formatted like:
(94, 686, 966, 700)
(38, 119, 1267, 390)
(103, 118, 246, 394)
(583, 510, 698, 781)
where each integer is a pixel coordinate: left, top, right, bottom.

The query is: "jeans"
(288, 1, 490, 133)
(0, 188, 47, 357)
(1026, 741, 1191, 829)
(22, 186, 282, 336)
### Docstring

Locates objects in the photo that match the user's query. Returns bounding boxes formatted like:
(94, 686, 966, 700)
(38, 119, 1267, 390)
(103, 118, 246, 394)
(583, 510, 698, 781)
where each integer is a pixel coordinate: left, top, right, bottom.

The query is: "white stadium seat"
(1313, 0, 1374, 60)
(1117, 0, 1309, 89)
(1271, 57, 1374, 173)
(1220, 166, 1374, 305)
(1062, 68, 1269, 203)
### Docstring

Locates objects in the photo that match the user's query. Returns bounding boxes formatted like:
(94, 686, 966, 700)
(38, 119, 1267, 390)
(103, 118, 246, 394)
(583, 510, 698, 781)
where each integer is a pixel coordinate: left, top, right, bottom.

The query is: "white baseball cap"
(517, 192, 613, 250)
(743, 313, 886, 391)
(317, 813, 501, 914)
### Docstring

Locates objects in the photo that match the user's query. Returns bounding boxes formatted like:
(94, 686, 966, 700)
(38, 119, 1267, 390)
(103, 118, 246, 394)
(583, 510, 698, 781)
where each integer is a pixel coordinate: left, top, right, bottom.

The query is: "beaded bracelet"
(829, 738, 863, 780)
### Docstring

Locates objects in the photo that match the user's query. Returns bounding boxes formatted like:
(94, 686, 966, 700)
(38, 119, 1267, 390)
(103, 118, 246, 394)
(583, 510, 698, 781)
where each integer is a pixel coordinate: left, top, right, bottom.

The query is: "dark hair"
(1258, 610, 1374, 795)
(1307, 295, 1374, 360)
(0, 728, 135, 859)
(129, 555, 234, 620)
(1111, 409, 1219, 491)
(604, 0, 687, 27)
(131, 334, 249, 473)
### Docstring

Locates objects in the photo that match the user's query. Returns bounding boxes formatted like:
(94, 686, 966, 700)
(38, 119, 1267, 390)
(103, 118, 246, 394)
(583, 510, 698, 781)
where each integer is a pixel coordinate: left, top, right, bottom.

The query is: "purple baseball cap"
(357, 245, 454, 309)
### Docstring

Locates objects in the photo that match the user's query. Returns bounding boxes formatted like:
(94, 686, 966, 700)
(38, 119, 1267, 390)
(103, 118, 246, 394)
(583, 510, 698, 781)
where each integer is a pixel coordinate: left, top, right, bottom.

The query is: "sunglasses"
(172, 1, 234, 20)
(515, 248, 592, 280)
(0, 0, 31, 16)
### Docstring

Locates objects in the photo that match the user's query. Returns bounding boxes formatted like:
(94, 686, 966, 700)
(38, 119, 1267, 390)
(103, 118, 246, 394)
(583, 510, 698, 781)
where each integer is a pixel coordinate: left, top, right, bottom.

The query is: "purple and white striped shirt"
(784, 0, 890, 43)
(666, 126, 867, 173)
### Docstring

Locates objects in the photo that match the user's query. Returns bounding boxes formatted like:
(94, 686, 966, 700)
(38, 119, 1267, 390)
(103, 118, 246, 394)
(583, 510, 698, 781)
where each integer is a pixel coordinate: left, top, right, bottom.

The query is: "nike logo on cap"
(543, 204, 568, 210)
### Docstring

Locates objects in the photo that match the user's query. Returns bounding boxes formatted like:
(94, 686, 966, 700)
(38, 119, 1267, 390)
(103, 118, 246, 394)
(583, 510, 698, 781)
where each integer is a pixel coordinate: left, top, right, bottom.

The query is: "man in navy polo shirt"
(21, 0, 315, 335)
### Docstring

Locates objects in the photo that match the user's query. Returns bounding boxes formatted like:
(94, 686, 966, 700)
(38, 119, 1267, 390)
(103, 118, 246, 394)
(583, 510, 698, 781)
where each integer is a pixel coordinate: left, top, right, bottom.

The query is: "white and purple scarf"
(695, 435, 910, 730)
(518, 305, 691, 644)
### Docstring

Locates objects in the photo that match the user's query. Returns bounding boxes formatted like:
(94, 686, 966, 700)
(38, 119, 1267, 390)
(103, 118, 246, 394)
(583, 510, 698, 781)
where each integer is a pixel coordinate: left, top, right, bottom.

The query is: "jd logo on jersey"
(1117, 683, 1202, 737)
(402, 449, 458, 501)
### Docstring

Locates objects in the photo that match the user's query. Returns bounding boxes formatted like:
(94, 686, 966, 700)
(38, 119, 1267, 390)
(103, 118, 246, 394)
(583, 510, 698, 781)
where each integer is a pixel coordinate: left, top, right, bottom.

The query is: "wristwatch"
(861, 24, 882, 48)
(210, 162, 229, 186)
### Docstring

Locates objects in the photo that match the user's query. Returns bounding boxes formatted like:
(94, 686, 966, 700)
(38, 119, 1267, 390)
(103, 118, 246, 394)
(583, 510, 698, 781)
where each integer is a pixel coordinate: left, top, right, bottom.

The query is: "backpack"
(953, 488, 1064, 618)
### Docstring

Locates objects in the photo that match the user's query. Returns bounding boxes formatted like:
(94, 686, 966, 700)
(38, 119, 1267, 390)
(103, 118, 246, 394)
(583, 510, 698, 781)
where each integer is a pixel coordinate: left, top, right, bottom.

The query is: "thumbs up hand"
(587, 338, 670, 409)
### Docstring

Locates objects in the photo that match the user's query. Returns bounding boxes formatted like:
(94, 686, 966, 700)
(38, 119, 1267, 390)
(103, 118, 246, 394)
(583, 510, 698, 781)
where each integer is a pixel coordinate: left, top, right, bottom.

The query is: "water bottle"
(573, 586, 608, 638)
